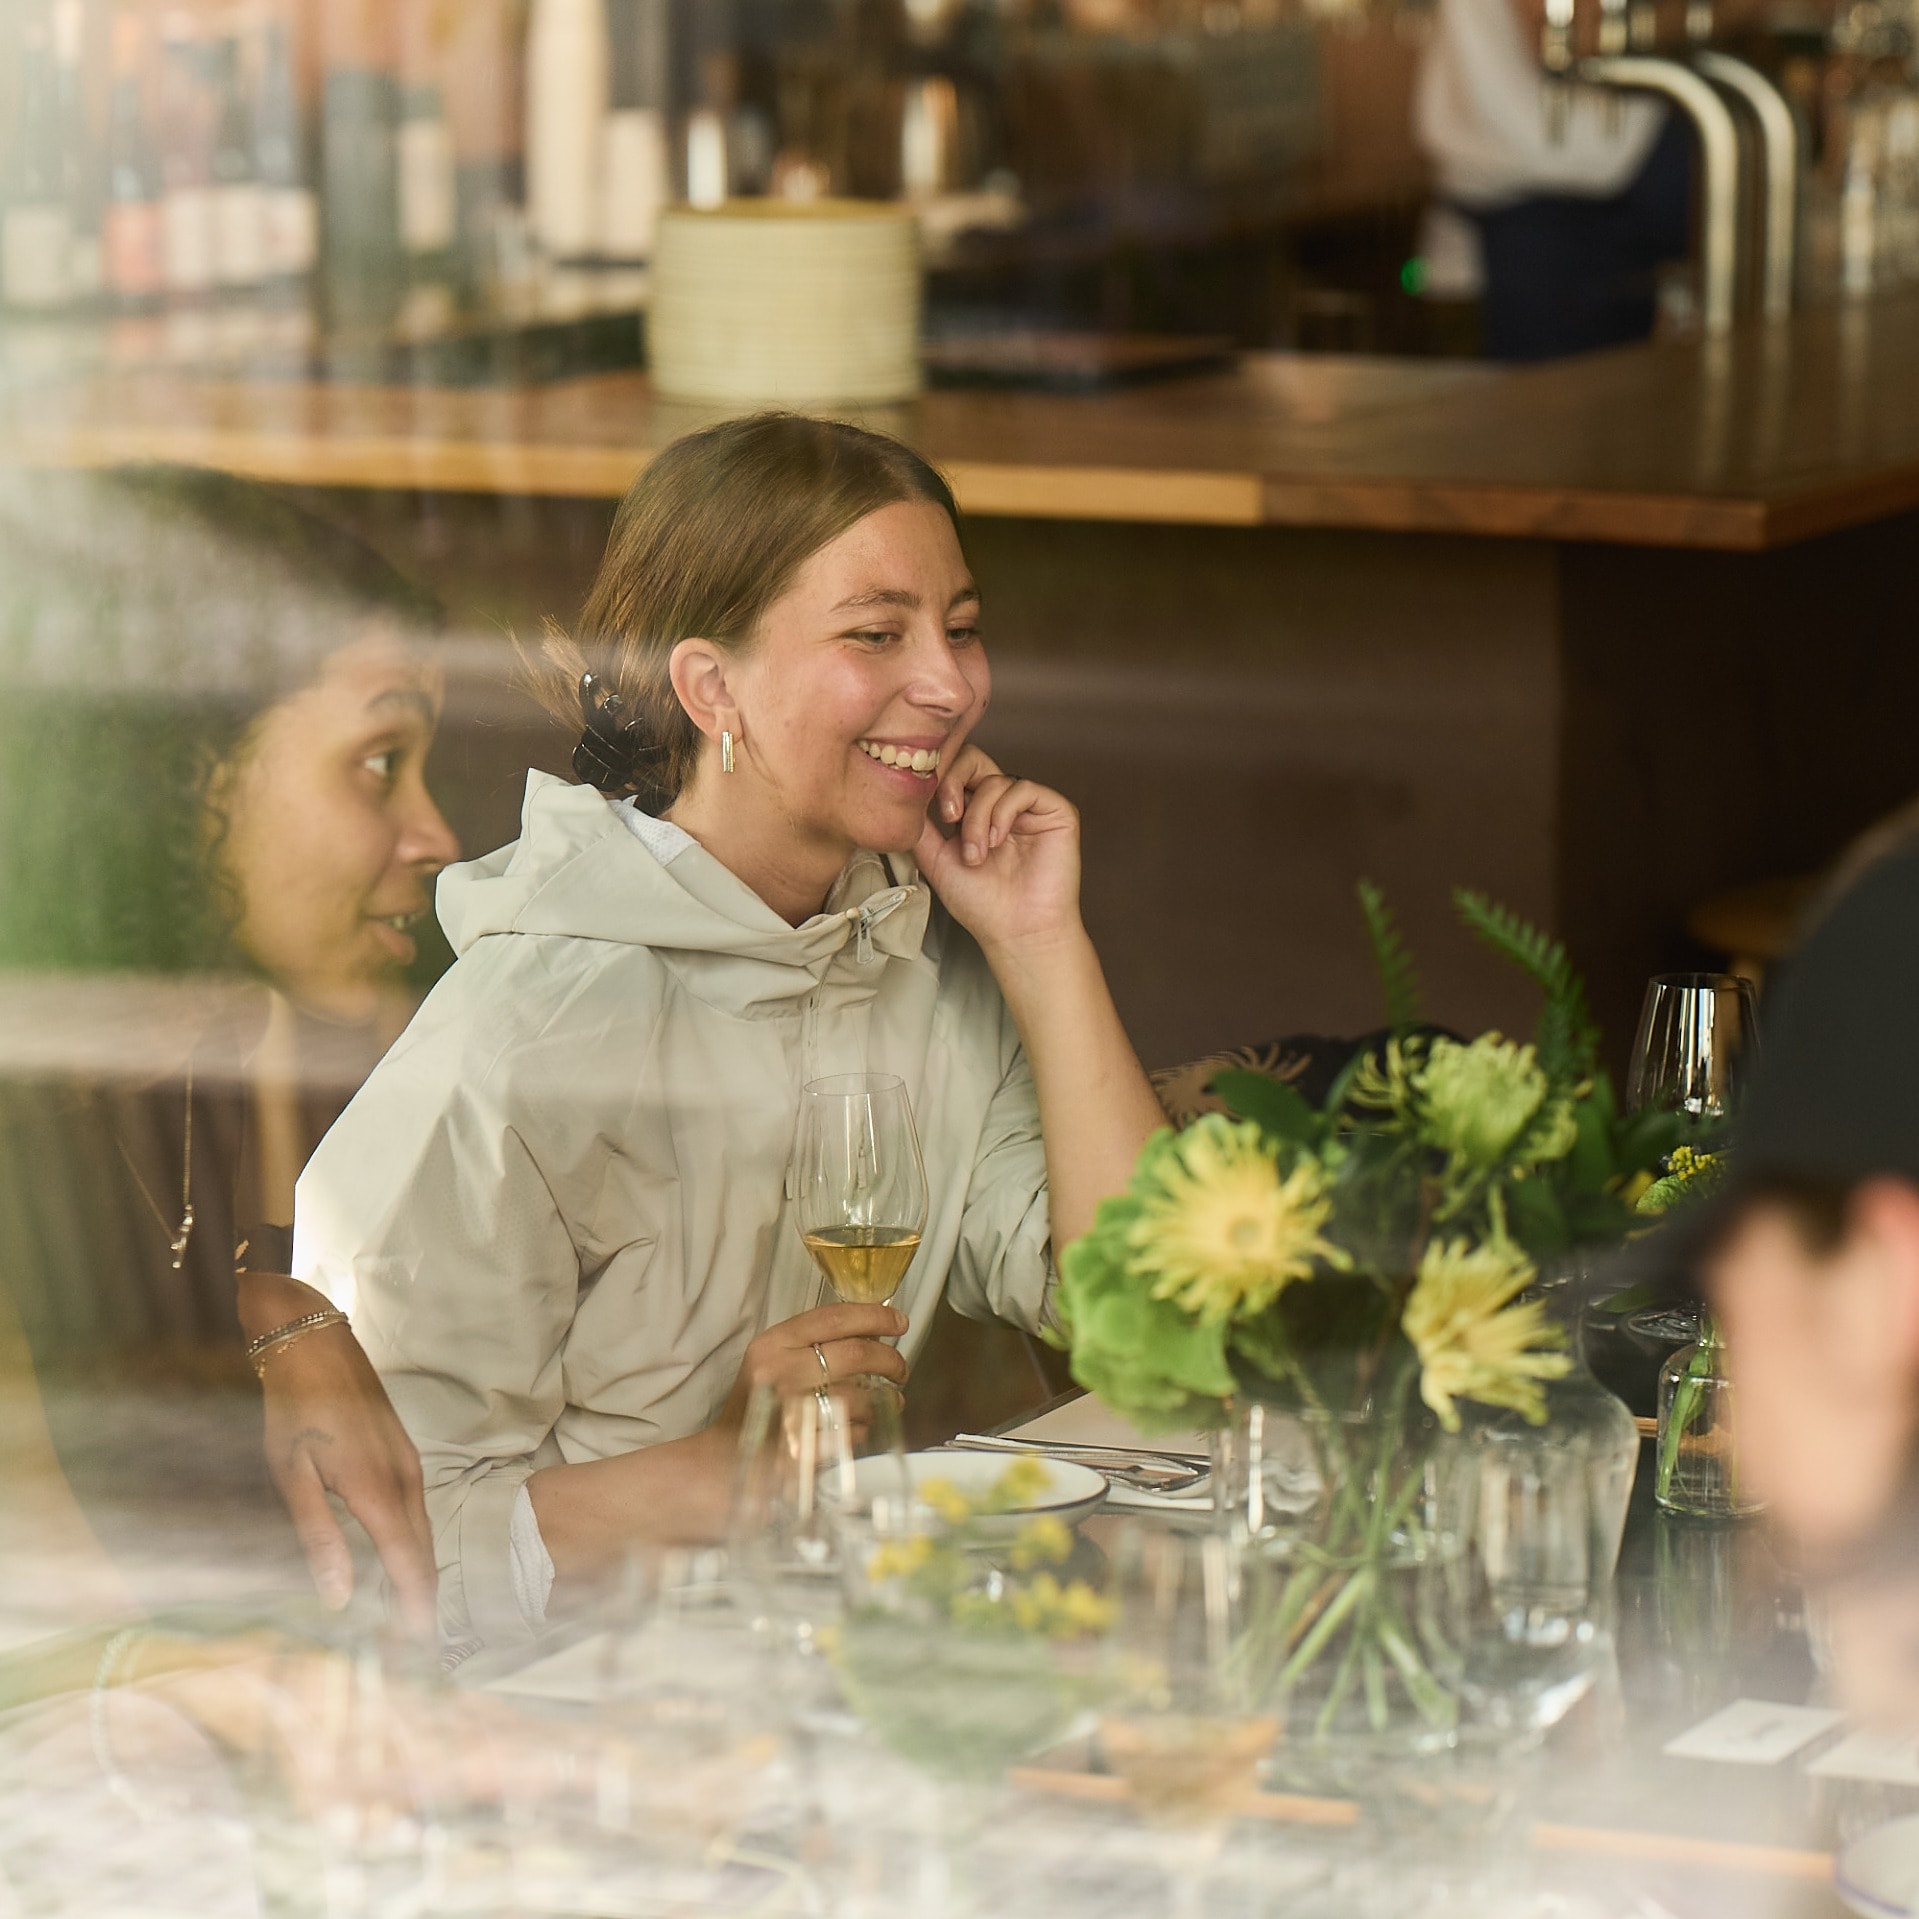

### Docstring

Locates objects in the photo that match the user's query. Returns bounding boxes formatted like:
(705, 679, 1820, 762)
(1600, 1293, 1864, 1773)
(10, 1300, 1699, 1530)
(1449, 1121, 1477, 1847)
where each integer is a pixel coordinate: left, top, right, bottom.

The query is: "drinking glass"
(1099, 1525, 1277, 1918)
(1625, 971, 1759, 1125)
(792, 1073, 928, 1307)
(1626, 972, 1758, 1342)
(1424, 1427, 1611, 1748)
(731, 1378, 911, 1661)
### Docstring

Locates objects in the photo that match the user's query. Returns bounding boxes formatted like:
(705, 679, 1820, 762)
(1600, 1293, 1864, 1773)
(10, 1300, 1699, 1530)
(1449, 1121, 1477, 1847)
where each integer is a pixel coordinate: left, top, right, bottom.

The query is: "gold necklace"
(111, 1064, 196, 1271)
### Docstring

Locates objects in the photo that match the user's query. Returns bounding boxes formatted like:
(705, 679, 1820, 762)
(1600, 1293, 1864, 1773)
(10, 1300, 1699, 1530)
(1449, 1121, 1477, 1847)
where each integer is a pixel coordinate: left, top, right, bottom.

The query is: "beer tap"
(1694, 44, 1799, 319)
(1576, 52, 1742, 331)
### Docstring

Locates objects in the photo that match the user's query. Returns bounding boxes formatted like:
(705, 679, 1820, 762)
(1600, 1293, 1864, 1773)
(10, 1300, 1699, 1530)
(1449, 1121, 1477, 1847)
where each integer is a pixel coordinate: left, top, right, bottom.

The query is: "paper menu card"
(1662, 1700, 1843, 1765)
(1008, 1394, 1211, 1461)
(1808, 1727, 1919, 1784)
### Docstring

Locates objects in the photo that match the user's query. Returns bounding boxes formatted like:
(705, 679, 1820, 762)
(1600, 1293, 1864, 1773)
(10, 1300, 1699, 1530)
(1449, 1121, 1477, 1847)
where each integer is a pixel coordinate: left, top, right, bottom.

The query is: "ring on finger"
(810, 1341, 831, 1386)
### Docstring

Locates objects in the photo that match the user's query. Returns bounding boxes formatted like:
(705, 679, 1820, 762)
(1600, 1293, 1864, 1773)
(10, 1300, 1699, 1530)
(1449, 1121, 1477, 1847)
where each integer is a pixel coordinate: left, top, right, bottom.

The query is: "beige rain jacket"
(293, 772, 1052, 1646)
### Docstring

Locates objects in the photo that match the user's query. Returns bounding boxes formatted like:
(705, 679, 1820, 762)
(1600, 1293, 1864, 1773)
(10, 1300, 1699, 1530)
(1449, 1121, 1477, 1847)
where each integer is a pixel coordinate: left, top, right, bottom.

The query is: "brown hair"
(544, 412, 961, 812)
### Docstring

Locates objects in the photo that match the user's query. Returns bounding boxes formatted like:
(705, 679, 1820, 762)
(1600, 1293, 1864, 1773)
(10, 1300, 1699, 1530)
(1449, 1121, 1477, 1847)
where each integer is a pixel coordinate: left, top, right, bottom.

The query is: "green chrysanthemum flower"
(1125, 1116, 1340, 1325)
(1415, 1034, 1572, 1170)
(1403, 1235, 1570, 1429)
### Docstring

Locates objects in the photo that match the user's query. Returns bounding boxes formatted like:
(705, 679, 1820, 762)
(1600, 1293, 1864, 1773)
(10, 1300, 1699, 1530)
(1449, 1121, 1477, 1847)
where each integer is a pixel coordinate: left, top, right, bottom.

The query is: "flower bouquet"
(1054, 886, 1684, 1766)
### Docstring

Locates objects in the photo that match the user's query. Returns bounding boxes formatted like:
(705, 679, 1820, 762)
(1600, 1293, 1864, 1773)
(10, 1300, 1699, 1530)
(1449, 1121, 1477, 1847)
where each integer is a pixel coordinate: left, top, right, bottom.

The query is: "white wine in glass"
(793, 1074, 928, 1307)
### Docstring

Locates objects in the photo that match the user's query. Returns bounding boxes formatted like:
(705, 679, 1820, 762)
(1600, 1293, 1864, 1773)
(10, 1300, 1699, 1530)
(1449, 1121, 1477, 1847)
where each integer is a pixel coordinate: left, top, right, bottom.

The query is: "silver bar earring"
(721, 729, 735, 774)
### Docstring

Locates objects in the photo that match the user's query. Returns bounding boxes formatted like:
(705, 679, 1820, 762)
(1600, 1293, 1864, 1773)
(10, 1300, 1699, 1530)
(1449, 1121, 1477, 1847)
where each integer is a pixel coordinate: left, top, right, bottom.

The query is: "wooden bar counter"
(10, 294, 1919, 1062)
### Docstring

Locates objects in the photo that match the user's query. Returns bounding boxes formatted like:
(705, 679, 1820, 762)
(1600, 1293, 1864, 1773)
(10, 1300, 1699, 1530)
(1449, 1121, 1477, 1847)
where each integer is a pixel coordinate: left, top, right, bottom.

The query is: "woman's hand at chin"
(916, 751, 1085, 959)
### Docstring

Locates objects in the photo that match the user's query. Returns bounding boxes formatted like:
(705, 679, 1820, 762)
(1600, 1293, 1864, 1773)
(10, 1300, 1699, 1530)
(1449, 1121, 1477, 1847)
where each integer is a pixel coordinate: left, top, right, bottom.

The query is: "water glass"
(1426, 1427, 1611, 1741)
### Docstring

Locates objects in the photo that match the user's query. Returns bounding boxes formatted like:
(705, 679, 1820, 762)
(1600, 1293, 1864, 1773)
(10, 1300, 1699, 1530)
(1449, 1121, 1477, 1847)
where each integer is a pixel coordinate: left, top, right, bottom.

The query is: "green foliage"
(1061, 884, 1695, 1434)
(1453, 888, 1597, 1085)
(1358, 879, 1424, 1030)
(1208, 1068, 1323, 1147)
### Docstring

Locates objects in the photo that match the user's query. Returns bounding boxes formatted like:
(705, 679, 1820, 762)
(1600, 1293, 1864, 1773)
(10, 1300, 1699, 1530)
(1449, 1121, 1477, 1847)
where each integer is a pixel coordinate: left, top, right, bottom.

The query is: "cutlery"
(944, 1435, 1210, 1493)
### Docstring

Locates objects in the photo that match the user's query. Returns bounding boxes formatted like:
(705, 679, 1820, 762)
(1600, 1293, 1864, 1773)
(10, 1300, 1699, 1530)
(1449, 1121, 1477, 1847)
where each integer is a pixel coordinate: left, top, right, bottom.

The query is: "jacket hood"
(434, 771, 931, 1011)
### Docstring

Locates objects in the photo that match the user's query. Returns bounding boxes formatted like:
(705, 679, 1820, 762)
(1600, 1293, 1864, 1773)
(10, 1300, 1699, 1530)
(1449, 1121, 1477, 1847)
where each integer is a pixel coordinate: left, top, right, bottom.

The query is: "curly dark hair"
(0, 464, 442, 976)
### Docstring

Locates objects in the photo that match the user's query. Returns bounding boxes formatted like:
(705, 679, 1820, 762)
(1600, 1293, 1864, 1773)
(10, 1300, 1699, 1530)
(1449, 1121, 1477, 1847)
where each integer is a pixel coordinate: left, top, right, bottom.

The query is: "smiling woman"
(294, 413, 1169, 1647)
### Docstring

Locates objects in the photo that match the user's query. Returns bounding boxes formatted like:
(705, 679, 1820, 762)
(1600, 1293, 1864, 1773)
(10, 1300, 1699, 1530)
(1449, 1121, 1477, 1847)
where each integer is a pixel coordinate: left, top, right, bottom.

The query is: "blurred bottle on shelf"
(321, 0, 404, 325)
(52, 0, 101, 302)
(103, 9, 164, 311)
(684, 107, 730, 207)
(397, 0, 458, 287)
(442, 0, 529, 299)
(601, 0, 671, 261)
(3, 4, 73, 312)
(527, 0, 610, 259)
(157, 13, 217, 301)
(256, 13, 319, 288)
(210, 33, 267, 290)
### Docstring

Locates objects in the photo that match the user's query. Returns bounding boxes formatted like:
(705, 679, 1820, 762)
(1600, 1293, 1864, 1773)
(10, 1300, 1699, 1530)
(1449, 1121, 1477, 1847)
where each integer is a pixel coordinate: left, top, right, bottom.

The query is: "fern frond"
(1453, 889, 1597, 1082)
(1356, 880, 1424, 1030)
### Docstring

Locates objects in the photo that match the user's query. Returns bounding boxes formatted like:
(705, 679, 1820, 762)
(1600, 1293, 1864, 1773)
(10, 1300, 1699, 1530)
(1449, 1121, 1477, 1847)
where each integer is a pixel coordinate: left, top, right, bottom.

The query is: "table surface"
(986, 1397, 1870, 1917)
(8, 290, 1919, 551)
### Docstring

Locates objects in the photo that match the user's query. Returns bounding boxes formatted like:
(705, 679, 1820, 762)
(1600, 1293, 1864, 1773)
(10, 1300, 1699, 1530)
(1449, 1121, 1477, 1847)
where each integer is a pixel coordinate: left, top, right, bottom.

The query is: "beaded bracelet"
(246, 1307, 349, 1377)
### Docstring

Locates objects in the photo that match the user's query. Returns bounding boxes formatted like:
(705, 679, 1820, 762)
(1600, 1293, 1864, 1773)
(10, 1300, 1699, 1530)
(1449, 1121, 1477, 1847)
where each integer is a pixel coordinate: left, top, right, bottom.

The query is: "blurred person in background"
(1698, 841, 1919, 1722)
(0, 465, 455, 1636)
(1415, 0, 1693, 359)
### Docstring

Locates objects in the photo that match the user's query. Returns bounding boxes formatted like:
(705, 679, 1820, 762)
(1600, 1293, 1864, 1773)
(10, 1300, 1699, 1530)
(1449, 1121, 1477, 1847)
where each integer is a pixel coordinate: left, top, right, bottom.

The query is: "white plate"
(1837, 1814, 1919, 1918)
(833, 1450, 1107, 1535)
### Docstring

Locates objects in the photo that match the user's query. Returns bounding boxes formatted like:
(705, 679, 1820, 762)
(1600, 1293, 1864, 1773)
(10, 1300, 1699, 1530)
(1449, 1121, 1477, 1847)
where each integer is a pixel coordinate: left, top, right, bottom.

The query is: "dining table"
(452, 1390, 1896, 1919)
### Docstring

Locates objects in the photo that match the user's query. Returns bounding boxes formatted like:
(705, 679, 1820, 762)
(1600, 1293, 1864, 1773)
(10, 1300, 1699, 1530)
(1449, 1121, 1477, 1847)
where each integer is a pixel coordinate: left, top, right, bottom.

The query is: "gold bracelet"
(247, 1308, 349, 1377)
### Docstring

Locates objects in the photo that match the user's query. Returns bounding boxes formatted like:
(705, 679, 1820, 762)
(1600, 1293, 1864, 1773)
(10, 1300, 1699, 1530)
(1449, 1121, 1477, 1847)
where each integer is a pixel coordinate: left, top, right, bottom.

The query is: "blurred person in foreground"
(0, 464, 456, 1636)
(1693, 841, 1919, 1721)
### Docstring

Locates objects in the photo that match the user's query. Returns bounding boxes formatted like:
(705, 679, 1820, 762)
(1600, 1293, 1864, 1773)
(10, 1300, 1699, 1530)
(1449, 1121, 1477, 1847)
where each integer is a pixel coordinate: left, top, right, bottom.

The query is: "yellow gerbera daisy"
(1127, 1116, 1340, 1324)
(1403, 1235, 1569, 1429)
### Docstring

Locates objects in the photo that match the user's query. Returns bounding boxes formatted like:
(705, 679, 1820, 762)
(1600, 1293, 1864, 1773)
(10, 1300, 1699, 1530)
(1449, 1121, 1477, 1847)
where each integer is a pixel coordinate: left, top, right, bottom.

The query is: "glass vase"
(1655, 1329, 1764, 1519)
(1224, 1389, 1470, 1793)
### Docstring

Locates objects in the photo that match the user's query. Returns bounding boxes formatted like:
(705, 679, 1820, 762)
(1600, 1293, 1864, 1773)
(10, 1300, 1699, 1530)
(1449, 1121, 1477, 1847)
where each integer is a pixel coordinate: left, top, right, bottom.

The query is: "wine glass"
(1625, 972, 1758, 1342)
(1422, 1425, 1610, 1749)
(1625, 971, 1759, 1125)
(792, 1073, 929, 1307)
(1099, 1525, 1277, 1919)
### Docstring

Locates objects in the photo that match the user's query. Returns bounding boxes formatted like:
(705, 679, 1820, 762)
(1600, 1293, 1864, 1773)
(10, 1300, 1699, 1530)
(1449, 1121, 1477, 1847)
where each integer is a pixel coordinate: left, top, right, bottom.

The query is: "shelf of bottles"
(0, 0, 670, 382)
(0, 0, 1347, 384)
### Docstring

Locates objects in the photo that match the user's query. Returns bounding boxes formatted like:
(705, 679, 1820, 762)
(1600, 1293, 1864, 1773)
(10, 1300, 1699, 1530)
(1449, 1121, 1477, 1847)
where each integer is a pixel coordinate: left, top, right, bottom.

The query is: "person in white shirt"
(1415, 0, 1692, 358)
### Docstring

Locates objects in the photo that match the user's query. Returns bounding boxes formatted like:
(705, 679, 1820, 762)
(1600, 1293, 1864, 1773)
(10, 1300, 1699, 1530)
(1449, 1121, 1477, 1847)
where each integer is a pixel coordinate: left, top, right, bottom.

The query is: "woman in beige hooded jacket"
(294, 415, 1165, 1648)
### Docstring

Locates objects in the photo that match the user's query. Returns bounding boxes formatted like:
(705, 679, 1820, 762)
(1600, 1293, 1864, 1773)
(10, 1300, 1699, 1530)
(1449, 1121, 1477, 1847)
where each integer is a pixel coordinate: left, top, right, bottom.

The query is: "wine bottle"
(158, 16, 216, 299)
(51, 0, 100, 302)
(210, 34, 266, 289)
(526, 0, 610, 260)
(102, 11, 163, 310)
(398, 87, 457, 265)
(2, 7, 72, 311)
(600, 0, 670, 261)
(255, 16, 318, 285)
(320, 0, 403, 325)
